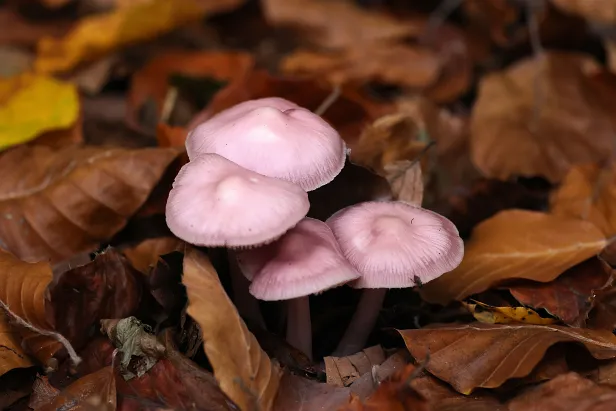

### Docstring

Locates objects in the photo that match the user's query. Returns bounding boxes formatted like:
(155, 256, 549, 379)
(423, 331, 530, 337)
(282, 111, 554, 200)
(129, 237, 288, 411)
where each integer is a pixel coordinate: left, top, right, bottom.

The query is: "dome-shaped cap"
(166, 154, 309, 248)
(185, 97, 346, 191)
(236, 218, 360, 300)
(326, 201, 463, 289)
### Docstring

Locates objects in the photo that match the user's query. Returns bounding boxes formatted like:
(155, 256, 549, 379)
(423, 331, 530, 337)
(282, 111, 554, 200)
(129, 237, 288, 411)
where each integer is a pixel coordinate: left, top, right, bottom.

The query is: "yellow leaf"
(182, 247, 281, 411)
(35, 0, 244, 74)
(463, 300, 557, 325)
(0, 73, 78, 150)
(420, 210, 606, 305)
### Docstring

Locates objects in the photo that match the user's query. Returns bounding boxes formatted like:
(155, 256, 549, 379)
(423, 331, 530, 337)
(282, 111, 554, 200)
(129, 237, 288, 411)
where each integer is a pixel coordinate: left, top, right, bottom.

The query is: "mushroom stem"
(227, 249, 267, 329)
(332, 288, 387, 357)
(286, 296, 312, 360)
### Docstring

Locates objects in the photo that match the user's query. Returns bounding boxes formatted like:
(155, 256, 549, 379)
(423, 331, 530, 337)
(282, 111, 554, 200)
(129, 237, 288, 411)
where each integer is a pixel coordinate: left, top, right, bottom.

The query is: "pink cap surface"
(165, 154, 309, 247)
(185, 97, 346, 191)
(236, 218, 360, 300)
(326, 201, 463, 289)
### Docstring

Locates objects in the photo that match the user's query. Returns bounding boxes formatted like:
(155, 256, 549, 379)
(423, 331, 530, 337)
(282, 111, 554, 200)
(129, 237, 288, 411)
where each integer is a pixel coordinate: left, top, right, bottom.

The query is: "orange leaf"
(550, 163, 616, 236)
(0, 311, 34, 377)
(156, 123, 188, 148)
(399, 323, 616, 394)
(420, 209, 606, 305)
(0, 145, 179, 263)
(470, 52, 616, 183)
(122, 237, 184, 274)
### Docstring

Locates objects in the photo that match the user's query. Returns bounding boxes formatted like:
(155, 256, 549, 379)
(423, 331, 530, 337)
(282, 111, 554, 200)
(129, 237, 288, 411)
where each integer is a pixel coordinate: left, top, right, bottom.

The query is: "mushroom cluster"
(165, 97, 464, 360)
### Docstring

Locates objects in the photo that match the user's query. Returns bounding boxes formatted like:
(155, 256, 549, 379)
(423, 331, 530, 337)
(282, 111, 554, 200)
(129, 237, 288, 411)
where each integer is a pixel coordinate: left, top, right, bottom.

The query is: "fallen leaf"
(551, 162, 616, 237)
(273, 371, 351, 411)
(156, 123, 188, 148)
(128, 50, 253, 130)
(325, 345, 386, 387)
(199, 70, 385, 148)
(261, 0, 419, 50)
(182, 247, 281, 411)
(399, 322, 616, 394)
(463, 300, 557, 325)
(0, 248, 63, 365)
(281, 45, 441, 89)
(0, 144, 179, 263)
(508, 372, 616, 411)
(0, 8, 72, 47)
(462, 0, 525, 47)
(420, 209, 606, 305)
(122, 237, 183, 274)
(508, 258, 614, 326)
(49, 249, 143, 350)
(383, 160, 424, 206)
(338, 364, 428, 411)
(0, 73, 79, 151)
(101, 317, 165, 380)
(551, 0, 616, 24)
(0, 311, 34, 377)
(36, 366, 116, 411)
(0, 46, 33, 78)
(470, 52, 616, 183)
(35, 0, 246, 74)
(29, 375, 60, 409)
(588, 284, 616, 331)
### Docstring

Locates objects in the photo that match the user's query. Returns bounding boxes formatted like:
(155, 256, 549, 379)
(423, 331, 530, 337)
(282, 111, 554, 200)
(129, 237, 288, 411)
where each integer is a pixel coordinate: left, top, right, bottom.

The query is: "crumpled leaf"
(101, 317, 166, 380)
(508, 257, 614, 326)
(463, 300, 557, 325)
(128, 50, 253, 131)
(122, 237, 184, 274)
(50, 249, 143, 350)
(0, 144, 179, 263)
(182, 247, 281, 411)
(36, 366, 116, 411)
(261, 0, 418, 50)
(0, 311, 34, 377)
(399, 322, 616, 394)
(421, 209, 606, 305)
(508, 372, 616, 411)
(462, 0, 526, 47)
(325, 345, 386, 388)
(0, 248, 62, 365)
(35, 0, 246, 74)
(383, 161, 424, 206)
(29, 375, 60, 410)
(470, 52, 616, 183)
(0, 73, 79, 151)
(551, 162, 616, 236)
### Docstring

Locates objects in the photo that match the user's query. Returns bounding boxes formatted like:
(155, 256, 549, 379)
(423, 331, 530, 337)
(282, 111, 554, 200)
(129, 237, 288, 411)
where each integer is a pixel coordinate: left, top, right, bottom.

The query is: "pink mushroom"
(326, 201, 464, 357)
(185, 97, 346, 191)
(236, 217, 360, 360)
(165, 153, 309, 247)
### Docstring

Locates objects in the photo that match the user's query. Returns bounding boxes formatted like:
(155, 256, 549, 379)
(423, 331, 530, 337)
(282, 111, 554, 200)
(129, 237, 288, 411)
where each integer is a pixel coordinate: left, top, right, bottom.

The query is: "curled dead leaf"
(463, 300, 557, 325)
(0, 145, 179, 263)
(399, 322, 616, 394)
(183, 247, 281, 411)
(325, 345, 386, 388)
(122, 237, 184, 274)
(0, 311, 34, 377)
(421, 209, 606, 305)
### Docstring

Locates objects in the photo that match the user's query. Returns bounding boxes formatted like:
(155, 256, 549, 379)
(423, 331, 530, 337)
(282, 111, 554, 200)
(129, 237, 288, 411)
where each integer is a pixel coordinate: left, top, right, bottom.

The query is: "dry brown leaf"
(36, 366, 116, 411)
(470, 52, 616, 183)
(383, 161, 424, 206)
(399, 322, 616, 394)
(551, 0, 616, 24)
(183, 247, 281, 411)
(0, 311, 34, 377)
(325, 346, 386, 387)
(156, 123, 189, 149)
(281, 45, 441, 89)
(551, 163, 616, 236)
(273, 371, 351, 411)
(508, 257, 614, 326)
(508, 372, 616, 411)
(0, 248, 62, 365)
(128, 50, 254, 130)
(0, 145, 179, 263)
(29, 375, 60, 409)
(122, 237, 184, 274)
(463, 301, 557, 325)
(261, 0, 419, 50)
(462, 0, 525, 47)
(420, 209, 606, 305)
(0, 8, 73, 47)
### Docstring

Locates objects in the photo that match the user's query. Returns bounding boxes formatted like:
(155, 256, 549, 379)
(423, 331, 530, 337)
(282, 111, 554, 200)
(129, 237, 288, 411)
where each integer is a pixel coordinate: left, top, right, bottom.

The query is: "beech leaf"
(182, 247, 281, 411)
(0, 311, 34, 377)
(399, 322, 616, 394)
(420, 209, 606, 305)
(463, 301, 557, 325)
(0, 145, 179, 263)
(122, 237, 184, 274)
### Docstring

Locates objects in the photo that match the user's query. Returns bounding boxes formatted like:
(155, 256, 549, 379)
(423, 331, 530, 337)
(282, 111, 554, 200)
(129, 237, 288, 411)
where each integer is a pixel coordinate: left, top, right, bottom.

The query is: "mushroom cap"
(185, 97, 346, 191)
(165, 153, 309, 248)
(236, 218, 360, 300)
(326, 201, 463, 289)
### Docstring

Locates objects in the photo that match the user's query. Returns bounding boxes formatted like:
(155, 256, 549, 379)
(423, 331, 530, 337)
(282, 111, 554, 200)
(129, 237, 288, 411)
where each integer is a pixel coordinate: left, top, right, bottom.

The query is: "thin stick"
(314, 85, 341, 117)
(160, 86, 179, 124)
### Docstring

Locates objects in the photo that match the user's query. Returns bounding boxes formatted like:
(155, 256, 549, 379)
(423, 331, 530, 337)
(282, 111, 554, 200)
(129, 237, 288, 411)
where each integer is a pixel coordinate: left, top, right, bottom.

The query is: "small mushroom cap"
(165, 154, 309, 248)
(185, 97, 346, 191)
(236, 218, 361, 300)
(326, 201, 463, 289)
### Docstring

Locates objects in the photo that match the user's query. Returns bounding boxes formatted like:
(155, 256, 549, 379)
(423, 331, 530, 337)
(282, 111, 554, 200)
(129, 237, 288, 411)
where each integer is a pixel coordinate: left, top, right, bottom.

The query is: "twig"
(419, 0, 463, 44)
(314, 84, 341, 116)
(160, 86, 179, 124)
